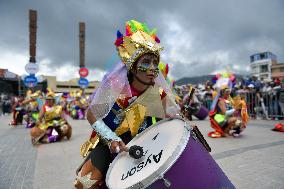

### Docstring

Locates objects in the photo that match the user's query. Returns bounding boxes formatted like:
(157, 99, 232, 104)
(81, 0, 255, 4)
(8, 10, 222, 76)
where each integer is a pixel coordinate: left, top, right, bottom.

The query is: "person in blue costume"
(74, 20, 179, 189)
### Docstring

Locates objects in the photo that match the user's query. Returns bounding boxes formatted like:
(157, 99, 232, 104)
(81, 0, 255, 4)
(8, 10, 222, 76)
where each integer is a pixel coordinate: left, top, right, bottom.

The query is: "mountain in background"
(175, 74, 245, 85)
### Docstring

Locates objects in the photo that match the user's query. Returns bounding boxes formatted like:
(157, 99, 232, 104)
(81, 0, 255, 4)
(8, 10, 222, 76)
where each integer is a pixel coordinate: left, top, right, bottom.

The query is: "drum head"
(106, 118, 190, 189)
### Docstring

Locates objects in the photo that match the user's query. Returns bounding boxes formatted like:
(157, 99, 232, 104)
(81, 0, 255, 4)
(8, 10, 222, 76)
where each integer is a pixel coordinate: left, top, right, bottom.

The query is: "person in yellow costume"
(229, 90, 249, 135)
(66, 90, 75, 115)
(208, 72, 248, 138)
(30, 90, 72, 144)
(210, 87, 237, 136)
(22, 90, 42, 128)
(71, 90, 88, 119)
(74, 20, 180, 189)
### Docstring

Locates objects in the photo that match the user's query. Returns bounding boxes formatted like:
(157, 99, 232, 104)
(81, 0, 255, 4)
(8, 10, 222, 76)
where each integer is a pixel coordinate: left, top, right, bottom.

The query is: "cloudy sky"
(0, 0, 284, 81)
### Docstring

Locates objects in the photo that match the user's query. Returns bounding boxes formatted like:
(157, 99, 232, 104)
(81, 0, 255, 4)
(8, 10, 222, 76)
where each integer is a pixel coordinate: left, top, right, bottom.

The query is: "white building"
(250, 52, 277, 81)
(42, 76, 100, 95)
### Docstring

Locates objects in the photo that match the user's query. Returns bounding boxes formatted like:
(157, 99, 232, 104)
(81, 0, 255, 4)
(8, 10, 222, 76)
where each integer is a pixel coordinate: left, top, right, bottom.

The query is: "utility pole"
(79, 22, 85, 68)
(29, 10, 37, 64)
(78, 22, 89, 95)
(22, 9, 39, 94)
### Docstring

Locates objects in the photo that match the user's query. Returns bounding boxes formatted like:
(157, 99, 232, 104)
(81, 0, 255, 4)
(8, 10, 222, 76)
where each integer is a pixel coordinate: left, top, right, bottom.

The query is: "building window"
(57, 85, 70, 88)
(279, 68, 284, 72)
(260, 65, 268, 73)
(250, 56, 254, 62)
(260, 53, 266, 59)
(255, 54, 260, 61)
(70, 86, 80, 89)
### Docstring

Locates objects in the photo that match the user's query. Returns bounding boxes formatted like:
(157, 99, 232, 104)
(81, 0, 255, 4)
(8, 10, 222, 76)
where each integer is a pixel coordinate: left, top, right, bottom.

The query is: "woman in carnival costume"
(208, 72, 248, 138)
(74, 20, 234, 189)
(75, 90, 88, 119)
(30, 90, 72, 144)
(70, 90, 87, 119)
(9, 90, 35, 126)
(69, 90, 77, 118)
(66, 91, 74, 116)
(229, 88, 249, 135)
(22, 90, 43, 128)
(59, 92, 69, 114)
(9, 95, 25, 126)
(74, 20, 177, 189)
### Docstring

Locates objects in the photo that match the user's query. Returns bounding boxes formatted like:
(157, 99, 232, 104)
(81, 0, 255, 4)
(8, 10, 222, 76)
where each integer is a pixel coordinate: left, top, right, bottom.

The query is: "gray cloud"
(1, 0, 284, 80)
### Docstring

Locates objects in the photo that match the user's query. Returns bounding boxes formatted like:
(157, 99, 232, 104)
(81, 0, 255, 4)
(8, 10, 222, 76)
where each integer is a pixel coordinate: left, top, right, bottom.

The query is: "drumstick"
(192, 125, 211, 152)
(181, 114, 211, 152)
(187, 87, 211, 152)
(188, 86, 195, 101)
(183, 86, 195, 104)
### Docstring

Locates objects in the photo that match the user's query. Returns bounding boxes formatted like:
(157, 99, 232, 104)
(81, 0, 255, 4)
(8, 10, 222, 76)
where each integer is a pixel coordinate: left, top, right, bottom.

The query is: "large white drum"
(106, 118, 190, 189)
(106, 118, 235, 189)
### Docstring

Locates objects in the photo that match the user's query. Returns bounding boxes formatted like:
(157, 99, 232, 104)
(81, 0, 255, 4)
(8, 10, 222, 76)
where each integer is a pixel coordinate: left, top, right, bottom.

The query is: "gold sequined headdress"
(114, 20, 163, 70)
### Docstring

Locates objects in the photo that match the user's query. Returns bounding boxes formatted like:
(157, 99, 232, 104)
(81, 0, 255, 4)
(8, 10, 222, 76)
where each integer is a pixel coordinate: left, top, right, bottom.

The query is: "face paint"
(137, 62, 159, 77)
(132, 53, 159, 86)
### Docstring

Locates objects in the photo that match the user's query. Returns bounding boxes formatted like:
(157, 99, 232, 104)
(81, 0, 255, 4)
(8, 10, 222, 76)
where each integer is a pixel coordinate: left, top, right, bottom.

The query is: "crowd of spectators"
(2, 76, 284, 120)
(0, 94, 13, 115)
(174, 76, 284, 120)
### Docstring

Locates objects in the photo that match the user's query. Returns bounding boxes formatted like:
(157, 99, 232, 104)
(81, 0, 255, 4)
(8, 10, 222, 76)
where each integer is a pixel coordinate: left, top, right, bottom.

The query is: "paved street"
(0, 115, 284, 189)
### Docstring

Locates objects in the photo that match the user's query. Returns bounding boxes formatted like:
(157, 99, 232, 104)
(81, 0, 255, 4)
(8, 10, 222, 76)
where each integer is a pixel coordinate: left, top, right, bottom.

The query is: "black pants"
(220, 120, 229, 130)
(87, 142, 113, 176)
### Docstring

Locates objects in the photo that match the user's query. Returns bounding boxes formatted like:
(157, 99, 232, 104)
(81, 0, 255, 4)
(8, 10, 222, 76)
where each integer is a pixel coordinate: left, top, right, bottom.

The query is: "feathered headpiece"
(114, 20, 163, 70)
(212, 72, 236, 90)
(158, 61, 169, 78)
(46, 88, 55, 99)
(210, 72, 236, 110)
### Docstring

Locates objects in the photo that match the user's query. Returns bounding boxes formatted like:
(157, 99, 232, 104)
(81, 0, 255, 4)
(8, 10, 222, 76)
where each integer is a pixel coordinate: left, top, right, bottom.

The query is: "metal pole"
(79, 22, 85, 68)
(79, 22, 86, 91)
(29, 10, 37, 63)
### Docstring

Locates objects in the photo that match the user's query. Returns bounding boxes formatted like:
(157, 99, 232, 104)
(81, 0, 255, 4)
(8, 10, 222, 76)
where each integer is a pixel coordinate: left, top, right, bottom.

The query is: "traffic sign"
(24, 75, 38, 88)
(79, 67, 89, 77)
(25, 63, 39, 74)
(78, 77, 89, 88)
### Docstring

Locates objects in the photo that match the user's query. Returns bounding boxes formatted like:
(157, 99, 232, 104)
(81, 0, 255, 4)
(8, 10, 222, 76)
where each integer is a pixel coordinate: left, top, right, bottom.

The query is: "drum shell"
(106, 119, 234, 189)
(194, 105, 209, 120)
(149, 135, 235, 189)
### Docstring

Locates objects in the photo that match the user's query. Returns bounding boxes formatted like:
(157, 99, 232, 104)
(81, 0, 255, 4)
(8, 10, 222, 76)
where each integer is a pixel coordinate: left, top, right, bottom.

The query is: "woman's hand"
(109, 141, 128, 154)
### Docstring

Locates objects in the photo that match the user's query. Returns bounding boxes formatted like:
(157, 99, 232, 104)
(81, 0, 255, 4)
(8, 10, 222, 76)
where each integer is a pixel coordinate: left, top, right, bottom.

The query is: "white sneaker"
(229, 130, 236, 135)
(232, 133, 240, 137)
